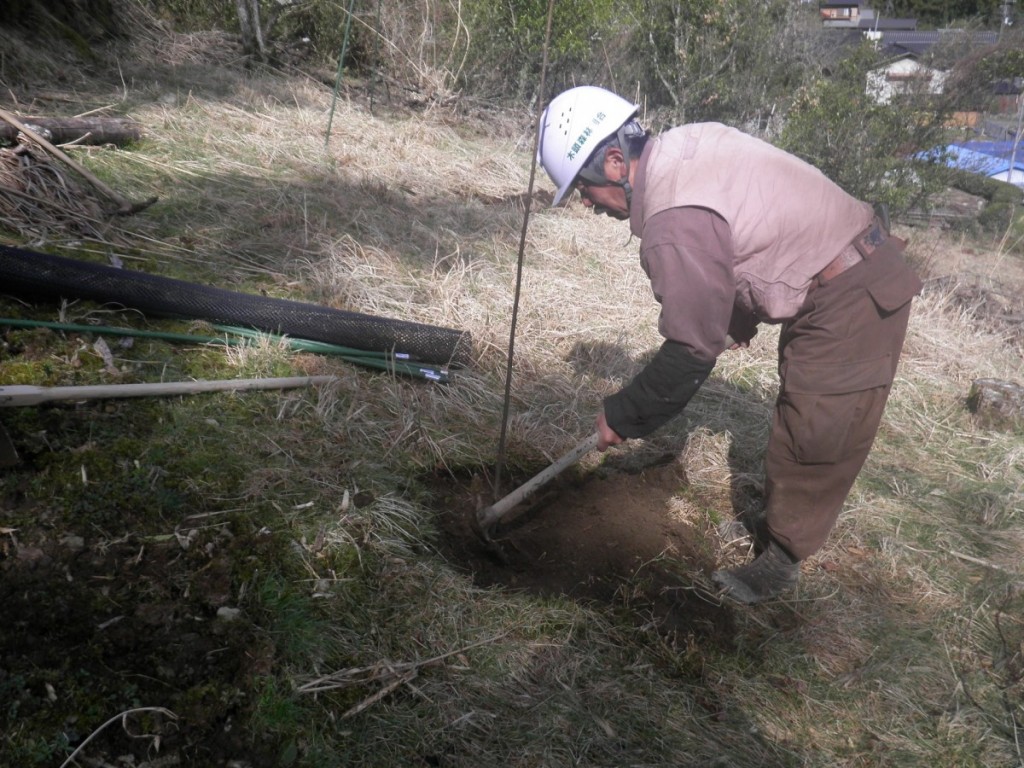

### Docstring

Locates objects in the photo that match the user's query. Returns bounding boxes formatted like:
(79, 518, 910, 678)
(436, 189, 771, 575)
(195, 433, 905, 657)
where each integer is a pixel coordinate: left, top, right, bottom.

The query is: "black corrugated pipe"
(0, 245, 473, 368)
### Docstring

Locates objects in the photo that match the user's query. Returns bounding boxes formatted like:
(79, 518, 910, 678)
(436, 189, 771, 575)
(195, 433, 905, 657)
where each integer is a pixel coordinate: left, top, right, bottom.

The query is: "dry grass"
(0, 142, 111, 242)
(2, 25, 1023, 767)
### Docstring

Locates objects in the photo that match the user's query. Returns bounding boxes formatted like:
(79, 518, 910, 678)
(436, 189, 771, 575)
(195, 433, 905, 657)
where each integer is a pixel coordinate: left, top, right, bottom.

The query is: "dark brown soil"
(433, 458, 740, 648)
(0, 511, 282, 766)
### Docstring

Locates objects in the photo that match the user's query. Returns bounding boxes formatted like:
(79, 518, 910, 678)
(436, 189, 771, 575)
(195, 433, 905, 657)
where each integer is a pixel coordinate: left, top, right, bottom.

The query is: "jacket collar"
(629, 139, 655, 238)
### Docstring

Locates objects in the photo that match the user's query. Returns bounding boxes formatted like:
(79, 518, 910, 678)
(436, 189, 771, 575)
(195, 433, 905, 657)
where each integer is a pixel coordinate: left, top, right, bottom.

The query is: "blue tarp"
(961, 140, 1024, 161)
(920, 141, 1024, 180)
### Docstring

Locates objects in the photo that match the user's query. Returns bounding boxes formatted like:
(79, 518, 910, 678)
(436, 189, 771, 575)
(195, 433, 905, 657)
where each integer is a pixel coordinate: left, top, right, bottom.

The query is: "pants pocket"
(865, 264, 923, 314)
(777, 389, 874, 465)
(777, 354, 896, 465)
(781, 353, 894, 395)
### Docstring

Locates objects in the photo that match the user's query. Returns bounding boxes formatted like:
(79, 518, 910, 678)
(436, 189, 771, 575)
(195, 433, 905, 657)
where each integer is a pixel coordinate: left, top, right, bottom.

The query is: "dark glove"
(603, 340, 714, 439)
(727, 304, 759, 347)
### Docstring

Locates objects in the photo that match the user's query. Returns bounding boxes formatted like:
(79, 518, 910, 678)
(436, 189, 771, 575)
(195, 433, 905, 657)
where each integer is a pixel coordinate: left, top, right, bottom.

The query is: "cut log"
(0, 117, 142, 146)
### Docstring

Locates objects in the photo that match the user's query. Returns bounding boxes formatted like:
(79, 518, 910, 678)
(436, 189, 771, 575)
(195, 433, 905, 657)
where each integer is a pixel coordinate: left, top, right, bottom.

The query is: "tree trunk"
(235, 0, 266, 61)
(0, 117, 141, 146)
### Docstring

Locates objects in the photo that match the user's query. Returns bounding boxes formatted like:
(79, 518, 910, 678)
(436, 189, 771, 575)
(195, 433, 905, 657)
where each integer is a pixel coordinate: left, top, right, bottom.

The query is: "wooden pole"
(0, 376, 336, 408)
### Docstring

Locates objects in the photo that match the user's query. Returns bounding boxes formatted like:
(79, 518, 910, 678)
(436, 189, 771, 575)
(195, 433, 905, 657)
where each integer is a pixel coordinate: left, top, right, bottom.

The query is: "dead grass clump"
(114, 0, 242, 70)
(0, 141, 109, 242)
(929, 272, 1024, 351)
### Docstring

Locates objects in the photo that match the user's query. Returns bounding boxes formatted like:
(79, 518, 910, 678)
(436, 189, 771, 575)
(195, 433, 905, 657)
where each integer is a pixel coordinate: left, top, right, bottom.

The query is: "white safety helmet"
(537, 85, 640, 206)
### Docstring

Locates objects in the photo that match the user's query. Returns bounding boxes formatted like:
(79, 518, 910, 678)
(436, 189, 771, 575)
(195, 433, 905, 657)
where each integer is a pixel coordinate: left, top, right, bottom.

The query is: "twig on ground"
(950, 550, 1022, 580)
(296, 632, 508, 695)
(57, 707, 177, 768)
(341, 668, 419, 720)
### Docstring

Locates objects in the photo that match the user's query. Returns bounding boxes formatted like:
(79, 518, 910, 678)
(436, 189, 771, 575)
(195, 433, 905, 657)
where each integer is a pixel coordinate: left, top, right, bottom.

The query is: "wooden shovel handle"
(476, 432, 600, 532)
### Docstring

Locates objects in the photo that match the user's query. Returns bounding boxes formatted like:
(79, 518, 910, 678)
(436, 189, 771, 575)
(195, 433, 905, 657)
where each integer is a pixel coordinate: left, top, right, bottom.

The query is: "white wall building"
(866, 55, 948, 105)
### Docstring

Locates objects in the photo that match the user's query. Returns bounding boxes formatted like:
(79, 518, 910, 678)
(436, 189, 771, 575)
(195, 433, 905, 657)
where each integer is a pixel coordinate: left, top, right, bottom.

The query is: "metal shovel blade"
(476, 432, 600, 534)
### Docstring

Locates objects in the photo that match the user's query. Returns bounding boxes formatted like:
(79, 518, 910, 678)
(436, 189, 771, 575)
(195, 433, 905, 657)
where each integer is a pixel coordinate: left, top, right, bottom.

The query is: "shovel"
(476, 431, 600, 536)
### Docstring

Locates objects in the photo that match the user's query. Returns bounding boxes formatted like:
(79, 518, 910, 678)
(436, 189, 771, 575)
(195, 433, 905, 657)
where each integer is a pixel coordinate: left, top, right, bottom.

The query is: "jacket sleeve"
(639, 207, 736, 361)
(602, 339, 715, 438)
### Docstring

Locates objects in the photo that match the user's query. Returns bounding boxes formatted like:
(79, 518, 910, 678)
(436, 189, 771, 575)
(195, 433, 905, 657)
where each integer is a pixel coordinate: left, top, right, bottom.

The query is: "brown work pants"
(765, 237, 922, 561)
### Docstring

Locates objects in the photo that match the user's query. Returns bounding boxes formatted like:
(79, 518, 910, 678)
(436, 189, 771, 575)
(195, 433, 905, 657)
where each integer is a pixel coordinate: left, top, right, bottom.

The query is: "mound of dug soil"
(433, 458, 741, 647)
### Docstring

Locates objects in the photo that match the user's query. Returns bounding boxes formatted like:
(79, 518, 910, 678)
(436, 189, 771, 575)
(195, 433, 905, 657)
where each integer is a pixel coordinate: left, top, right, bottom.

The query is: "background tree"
(234, 0, 266, 61)
(457, 0, 619, 103)
(886, 0, 1003, 26)
(948, 34, 1024, 95)
(777, 43, 960, 215)
(623, 0, 829, 131)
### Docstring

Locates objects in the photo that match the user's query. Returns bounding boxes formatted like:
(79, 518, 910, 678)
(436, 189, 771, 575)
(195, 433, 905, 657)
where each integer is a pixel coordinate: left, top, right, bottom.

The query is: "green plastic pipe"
(0, 318, 449, 383)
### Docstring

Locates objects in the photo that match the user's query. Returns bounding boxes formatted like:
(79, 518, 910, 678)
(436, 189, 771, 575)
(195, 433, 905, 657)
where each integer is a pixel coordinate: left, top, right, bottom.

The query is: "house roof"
(857, 17, 917, 30)
(869, 54, 942, 73)
(877, 29, 999, 56)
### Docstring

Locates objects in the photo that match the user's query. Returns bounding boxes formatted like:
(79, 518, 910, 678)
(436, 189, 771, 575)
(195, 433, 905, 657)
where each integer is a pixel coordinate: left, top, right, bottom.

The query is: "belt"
(816, 218, 889, 284)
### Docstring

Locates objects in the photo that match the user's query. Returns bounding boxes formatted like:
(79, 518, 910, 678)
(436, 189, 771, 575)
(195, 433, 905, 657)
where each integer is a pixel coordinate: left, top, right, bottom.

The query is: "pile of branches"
(0, 110, 154, 244)
(0, 139, 110, 242)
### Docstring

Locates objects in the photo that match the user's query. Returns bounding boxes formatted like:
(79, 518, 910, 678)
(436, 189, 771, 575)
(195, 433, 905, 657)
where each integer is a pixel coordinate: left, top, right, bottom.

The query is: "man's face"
(574, 146, 630, 220)
(576, 181, 629, 219)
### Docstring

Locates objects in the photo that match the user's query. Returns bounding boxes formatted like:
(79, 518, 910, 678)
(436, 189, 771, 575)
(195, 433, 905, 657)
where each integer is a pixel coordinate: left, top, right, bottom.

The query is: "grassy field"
(1, 13, 1023, 768)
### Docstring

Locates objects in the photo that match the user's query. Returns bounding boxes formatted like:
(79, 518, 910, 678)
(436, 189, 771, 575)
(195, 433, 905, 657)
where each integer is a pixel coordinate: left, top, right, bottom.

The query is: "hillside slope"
(1, 13, 1023, 768)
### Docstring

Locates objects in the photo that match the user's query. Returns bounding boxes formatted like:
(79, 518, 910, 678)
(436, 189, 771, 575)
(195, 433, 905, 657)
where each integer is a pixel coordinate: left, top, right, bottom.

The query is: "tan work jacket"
(631, 123, 874, 322)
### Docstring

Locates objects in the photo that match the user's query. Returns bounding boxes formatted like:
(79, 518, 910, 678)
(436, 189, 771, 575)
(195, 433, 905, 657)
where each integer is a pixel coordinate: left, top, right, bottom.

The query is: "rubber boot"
(712, 540, 799, 604)
(717, 509, 768, 551)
